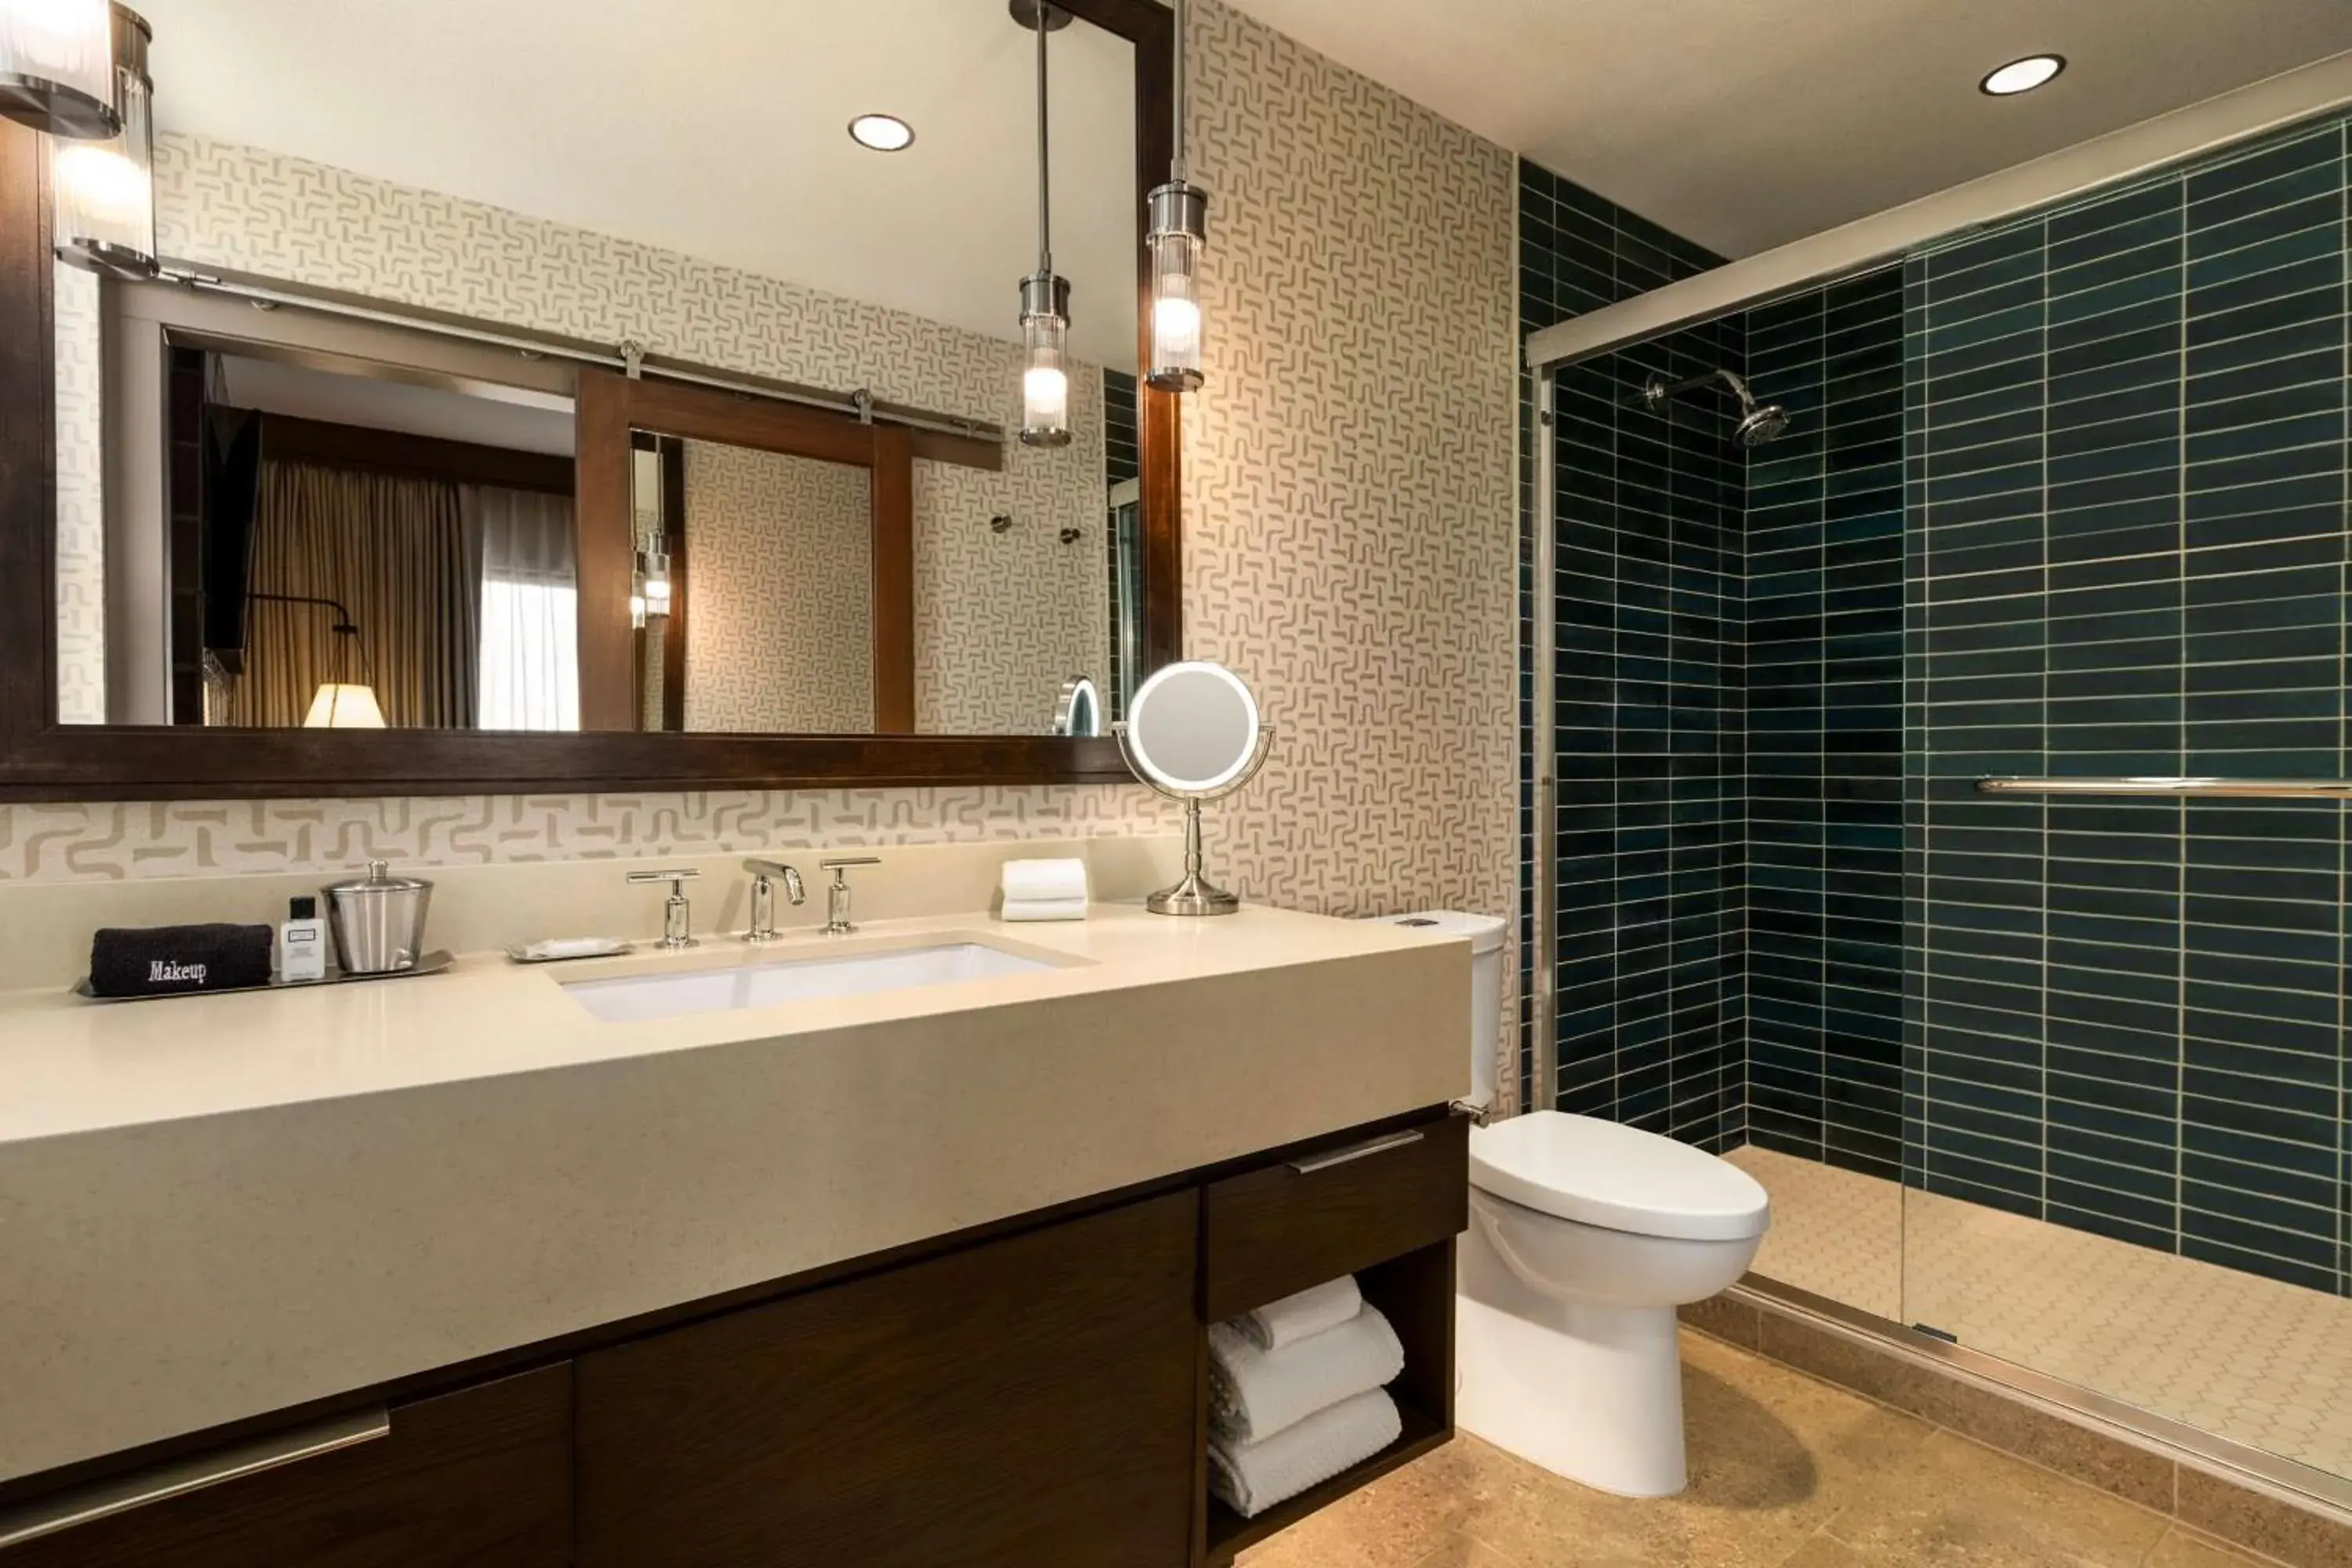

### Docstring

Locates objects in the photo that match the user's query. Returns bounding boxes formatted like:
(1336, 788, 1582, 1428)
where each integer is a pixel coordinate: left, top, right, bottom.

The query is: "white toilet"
(1373, 912, 1772, 1499)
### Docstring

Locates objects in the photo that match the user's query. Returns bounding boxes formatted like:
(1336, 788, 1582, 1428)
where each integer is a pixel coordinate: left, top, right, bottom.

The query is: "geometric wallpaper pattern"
(1181, 0, 1519, 1076)
(913, 437, 1113, 736)
(681, 441, 876, 734)
(16, 0, 1523, 1086)
(50, 264, 103, 723)
(0, 786, 1177, 884)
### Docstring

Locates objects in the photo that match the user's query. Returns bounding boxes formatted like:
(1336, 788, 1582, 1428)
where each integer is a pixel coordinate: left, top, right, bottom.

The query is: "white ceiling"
(136, 0, 1140, 366)
(1225, 0, 2352, 258)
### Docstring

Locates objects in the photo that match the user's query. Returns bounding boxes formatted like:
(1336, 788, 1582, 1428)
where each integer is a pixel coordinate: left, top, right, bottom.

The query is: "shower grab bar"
(1976, 777, 2352, 798)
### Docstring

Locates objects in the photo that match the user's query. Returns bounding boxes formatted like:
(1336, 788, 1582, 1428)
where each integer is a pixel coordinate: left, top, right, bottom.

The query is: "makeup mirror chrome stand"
(1112, 720, 1274, 916)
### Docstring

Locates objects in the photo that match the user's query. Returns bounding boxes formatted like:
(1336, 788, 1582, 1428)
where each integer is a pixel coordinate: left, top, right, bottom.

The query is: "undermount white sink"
(560, 941, 1055, 1022)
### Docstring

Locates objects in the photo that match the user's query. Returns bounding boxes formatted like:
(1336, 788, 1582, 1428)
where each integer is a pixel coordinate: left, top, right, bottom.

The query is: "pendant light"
(1145, 0, 1207, 391)
(639, 543, 673, 619)
(0, 0, 118, 138)
(53, 2, 154, 278)
(1017, 1, 1072, 448)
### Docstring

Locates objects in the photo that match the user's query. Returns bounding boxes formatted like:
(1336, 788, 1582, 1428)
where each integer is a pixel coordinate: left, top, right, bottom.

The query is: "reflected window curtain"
(474, 485, 580, 731)
(219, 459, 477, 727)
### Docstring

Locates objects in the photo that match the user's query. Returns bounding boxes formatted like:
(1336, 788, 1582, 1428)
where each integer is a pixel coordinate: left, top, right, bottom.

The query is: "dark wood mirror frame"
(0, 0, 1176, 802)
(578, 370, 917, 734)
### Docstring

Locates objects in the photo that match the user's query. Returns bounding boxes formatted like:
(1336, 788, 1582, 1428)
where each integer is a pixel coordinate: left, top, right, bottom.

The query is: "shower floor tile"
(1725, 1145, 2352, 1481)
(1729, 1147, 1905, 1321)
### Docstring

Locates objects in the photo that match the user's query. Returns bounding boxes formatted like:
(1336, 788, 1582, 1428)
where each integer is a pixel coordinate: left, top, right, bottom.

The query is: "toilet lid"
(1470, 1111, 1769, 1242)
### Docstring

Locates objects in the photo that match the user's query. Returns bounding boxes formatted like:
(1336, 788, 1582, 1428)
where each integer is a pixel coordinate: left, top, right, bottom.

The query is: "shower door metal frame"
(1527, 374, 1559, 1114)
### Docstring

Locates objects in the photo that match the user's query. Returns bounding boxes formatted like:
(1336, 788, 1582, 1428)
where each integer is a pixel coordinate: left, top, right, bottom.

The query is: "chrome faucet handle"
(626, 867, 700, 949)
(818, 856, 880, 936)
(741, 858, 807, 943)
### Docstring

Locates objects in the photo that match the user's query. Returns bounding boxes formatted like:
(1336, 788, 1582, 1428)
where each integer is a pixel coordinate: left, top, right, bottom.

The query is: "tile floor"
(1238, 1330, 2274, 1568)
(1726, 1147, 2352, 1479)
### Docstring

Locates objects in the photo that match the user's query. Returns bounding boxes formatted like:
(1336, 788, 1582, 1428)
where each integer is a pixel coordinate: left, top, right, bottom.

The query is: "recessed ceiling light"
(848, 114, 915, 152)
(1980, 55, 2065, 96)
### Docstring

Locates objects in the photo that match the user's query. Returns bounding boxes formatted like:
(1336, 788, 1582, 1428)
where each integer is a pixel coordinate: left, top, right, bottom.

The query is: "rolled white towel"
(1237, 1276, 1362, 1352)
(1207, 1303, 1404, 1444)
(1000, 857, 1089, 902)
(1210, 1387, 1401, 1519)
(999, 896, 1088, 923)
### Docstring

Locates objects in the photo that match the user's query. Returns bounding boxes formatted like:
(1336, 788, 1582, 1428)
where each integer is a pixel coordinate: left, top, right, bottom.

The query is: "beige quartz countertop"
(0, 902, 1450, 1145)
(0, 901, 1468, 1483)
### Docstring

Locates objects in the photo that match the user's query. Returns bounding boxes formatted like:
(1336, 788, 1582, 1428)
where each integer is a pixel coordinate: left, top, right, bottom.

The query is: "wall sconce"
(0, 0, 119, 138)
(248, 590, 386, 729)
(303, 683, 387, 729)
(53, 3, 154, 279)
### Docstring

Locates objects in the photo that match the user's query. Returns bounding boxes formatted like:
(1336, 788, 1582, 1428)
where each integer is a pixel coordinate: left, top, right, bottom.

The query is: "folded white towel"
(1210, 1387, 1401, 1519)
(1208, 1303, 1404, 1444)
(1000, 857, 1089, 902)
(1000, 896, 1088, 923)
(1238, 1276, 1363, 1352)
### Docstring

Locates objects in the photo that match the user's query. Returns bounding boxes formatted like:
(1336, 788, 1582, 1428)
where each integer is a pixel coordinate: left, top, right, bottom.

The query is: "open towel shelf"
(1205, 1400, 1445, 1559)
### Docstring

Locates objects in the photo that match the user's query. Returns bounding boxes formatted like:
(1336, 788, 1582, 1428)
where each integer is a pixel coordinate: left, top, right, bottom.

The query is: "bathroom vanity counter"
(0, 904, 1468, 1486)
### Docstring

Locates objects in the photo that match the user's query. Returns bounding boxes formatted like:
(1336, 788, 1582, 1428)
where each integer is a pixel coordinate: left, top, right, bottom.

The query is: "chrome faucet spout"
(742, 858, 808, 942)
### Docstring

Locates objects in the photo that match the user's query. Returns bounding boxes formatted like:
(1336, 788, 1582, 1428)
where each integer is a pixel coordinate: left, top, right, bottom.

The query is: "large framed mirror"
(0, 0, 1178, 800)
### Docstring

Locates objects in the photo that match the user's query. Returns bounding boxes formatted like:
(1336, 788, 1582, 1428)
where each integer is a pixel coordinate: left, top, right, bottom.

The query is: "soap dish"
(506, 938, 633, 964)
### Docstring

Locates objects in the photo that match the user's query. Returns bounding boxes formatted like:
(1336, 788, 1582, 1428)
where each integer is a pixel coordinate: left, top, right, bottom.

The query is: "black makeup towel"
(88, 924, 274, 997)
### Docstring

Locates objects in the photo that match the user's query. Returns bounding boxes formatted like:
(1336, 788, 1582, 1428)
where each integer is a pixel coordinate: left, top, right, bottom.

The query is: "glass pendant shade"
(640, 548, 672, 619)
(1019, 270, 1072, 448)
(0, 0, 117, 137)
(1146, 181, 1207, 390)
(53, 9, 153, 278)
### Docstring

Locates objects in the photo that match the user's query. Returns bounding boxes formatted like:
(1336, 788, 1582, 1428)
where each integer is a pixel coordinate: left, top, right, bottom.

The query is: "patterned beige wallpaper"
(52, 264, 103, 724)
(915, 449, 1112, 734)
(0, 788, 1176, 883)
(681, 442, 876, 734)
(1180, 0, 1519, 928)
(11, 3, 1522, 1080)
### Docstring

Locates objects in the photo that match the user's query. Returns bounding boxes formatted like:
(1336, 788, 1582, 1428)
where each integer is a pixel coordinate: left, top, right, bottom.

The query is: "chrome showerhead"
(1638, 368, 1792, 447)
(1736, 401, 1791, 447)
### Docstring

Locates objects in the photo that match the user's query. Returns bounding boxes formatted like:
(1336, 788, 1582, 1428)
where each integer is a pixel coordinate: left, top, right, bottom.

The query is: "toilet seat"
(1469, 1111, 1769, 1243)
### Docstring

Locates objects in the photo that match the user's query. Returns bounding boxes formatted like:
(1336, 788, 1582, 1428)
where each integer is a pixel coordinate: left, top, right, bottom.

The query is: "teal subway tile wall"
(1526, 111, 2352, 1298)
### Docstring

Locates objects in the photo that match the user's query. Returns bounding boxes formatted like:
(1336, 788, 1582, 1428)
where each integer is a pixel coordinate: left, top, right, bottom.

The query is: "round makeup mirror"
(1124, 662, 1258, 789)
(1113, 660, 1275, 916)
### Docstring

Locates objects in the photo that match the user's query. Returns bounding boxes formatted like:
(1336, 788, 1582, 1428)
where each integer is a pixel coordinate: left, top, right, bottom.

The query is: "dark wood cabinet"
(576, 1189, 1202, 1568)
(1203, 1112, 1470, 1320)
(0, 1368, 571, 1568)
(2, 1108, 1468, 1568)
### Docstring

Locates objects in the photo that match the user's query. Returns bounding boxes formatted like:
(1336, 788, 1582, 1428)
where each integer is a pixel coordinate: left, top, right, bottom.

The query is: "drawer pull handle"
(0, 1406, 390, 1549)
(1285, 1127, 1425, 1176)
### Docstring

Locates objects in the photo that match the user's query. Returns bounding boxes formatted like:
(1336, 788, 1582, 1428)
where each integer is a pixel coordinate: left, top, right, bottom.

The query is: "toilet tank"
(1368, 911, 1508, 1110)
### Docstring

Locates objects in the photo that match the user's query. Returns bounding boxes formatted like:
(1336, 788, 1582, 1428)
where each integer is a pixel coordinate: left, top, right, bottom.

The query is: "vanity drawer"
(0, 1366, 571, 1566)
(1202, 1109, 1468, 1320)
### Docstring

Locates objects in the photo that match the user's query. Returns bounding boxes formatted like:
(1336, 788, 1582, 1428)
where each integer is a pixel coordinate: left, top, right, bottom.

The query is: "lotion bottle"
(280, 895, 328, 982)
